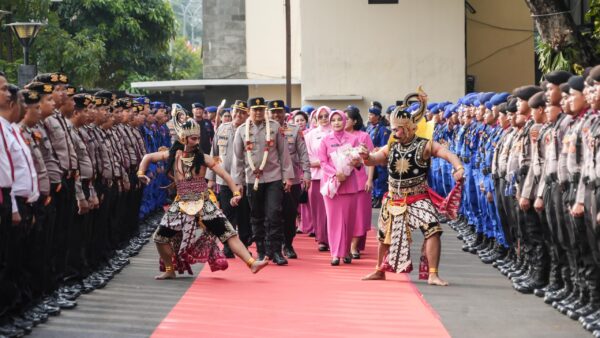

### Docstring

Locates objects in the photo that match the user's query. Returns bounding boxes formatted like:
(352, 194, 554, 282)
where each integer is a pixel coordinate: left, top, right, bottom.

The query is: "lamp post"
(5, 22, 45, 87)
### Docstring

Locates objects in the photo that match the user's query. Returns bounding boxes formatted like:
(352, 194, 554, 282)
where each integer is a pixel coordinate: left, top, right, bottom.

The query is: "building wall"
(248, 84, 302, 108)
(202, 0, 247, 79)
(299, 0, 465, 113)
(466, 0, 535, 92)
(245, 0, 302, 80)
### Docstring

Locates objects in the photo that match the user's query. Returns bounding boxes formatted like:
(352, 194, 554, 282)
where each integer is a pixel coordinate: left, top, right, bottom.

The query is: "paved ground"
(31, 213, 591, 338)
(410, 223, 590, 338)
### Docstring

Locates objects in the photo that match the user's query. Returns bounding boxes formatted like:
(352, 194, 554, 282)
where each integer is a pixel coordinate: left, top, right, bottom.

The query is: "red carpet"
(152, 234, 450, 338)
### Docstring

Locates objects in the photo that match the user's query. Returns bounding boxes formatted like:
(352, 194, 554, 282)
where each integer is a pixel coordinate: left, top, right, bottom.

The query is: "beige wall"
(245, 0, 302, 80)
(466, 0, 535, 92)
(299, 0, 465, 113)
(248, 84, 302, 108)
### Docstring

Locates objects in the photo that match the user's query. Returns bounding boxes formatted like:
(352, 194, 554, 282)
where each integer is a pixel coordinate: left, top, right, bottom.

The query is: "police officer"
(191, 102, 214, 155)
(365, 102, 390, 208)
(267, 99, 311, 259)
(207, 100, 252, 257)
(232, 97, 294, 265)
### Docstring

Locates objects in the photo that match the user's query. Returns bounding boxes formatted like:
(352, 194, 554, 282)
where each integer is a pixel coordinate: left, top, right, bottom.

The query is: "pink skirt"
(323, 193, 357, 258)
(299, 202, 313, 234)
(354, 191, 372, 237)
(309, 180, 328, 245)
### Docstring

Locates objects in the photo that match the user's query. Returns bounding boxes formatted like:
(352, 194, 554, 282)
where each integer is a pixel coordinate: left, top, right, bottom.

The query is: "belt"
(64, 169, 79, 179)
(15, 196, 35, 206)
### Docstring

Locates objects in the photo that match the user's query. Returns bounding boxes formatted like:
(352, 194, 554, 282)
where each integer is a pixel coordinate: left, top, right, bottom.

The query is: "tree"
(0, 0, 177, 89)
(525, 0, 600, 73)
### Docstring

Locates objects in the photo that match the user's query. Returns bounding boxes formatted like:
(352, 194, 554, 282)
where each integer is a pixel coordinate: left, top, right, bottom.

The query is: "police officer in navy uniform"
(365, 102, 390, 208)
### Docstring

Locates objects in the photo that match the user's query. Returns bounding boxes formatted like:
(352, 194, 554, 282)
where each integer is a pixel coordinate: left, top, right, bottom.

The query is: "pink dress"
(350, 130, 374, 250)
(305, 123, 330, 245)
(318, 128, 361, 258)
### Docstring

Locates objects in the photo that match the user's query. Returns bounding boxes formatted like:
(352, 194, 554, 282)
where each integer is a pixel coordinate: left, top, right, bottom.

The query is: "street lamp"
(5, 22, 45, 86)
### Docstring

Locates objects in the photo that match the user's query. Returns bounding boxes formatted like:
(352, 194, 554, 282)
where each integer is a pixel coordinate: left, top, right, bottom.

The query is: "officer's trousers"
(247, 181, 284, 255)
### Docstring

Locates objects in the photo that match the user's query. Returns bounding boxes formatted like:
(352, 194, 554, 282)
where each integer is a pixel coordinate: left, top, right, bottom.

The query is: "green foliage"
(169, 36, 203, 80)
(587, 0, 600, 55)
(535, 36, 578, 73)
(0, 0, 202, 90)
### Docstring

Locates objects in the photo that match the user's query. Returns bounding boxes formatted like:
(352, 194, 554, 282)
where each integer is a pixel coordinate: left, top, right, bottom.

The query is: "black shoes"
(351, 252, 361, 259)
(331, 258, 340, 266)
(271, 252, 289, 266)
(343, 256, 352, 264)
(283, 246, 298, 259)
(318, 243, 329, 252)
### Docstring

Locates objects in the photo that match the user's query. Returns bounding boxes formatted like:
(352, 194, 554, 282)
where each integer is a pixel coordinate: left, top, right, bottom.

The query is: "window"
(368, 0, 398, 4)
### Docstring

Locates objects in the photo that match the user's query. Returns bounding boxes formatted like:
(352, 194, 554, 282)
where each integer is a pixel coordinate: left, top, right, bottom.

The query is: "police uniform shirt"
(131, 127, 147, 158)
(0, 118, 39, 211)
(575, 113, 599, 204)
(521, 122, 547, 201)
(232, 119, 294, 185)
(20, 124, 50, 196)
(78, 126, 99, 178)
(117, 124, 139, 168)
(67, 119, 94, 180)
(89, 125, 114, 182)
(0, 117, 14, 188)
(206, 122, 239, 185)
(33, 122, 62, 184)
(280, 122, 311, 184)
(44, 110, 78, 172)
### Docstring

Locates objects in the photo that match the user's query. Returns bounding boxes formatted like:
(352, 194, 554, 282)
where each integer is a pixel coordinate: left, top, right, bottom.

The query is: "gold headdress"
(171, 103, 200, 143)
(390, 86, 427, 130)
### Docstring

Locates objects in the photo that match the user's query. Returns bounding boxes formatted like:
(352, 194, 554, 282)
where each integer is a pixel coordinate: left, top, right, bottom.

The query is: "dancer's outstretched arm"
(137, 150, 169, 184)
(360, 145, 389, 167)
(204, 154, 242, 206)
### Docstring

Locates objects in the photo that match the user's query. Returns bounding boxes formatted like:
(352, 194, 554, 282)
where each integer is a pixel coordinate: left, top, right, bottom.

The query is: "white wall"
(245, 0, 302, 80)
(299, 0, 465, 112)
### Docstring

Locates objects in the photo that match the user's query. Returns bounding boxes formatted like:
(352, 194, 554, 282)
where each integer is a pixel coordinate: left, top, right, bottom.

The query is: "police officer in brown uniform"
(267, 100, 311, 259)
(232, 97, 294, 265)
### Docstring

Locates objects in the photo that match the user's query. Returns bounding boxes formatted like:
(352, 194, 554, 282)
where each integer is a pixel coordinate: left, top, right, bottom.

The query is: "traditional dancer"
(138, 105, 268, 280)
(360, 91, 463, 286)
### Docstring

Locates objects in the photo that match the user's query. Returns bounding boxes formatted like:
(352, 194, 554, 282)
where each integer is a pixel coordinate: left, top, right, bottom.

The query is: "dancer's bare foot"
(250, 259, 269, 274)
(362, 270, 386, 281)
(428, 273, 449, 286)
(155, 271, 176, 280)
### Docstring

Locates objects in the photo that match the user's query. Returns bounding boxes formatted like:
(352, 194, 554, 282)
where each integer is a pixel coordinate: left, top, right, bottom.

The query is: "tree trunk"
(524, 0, 598, 66)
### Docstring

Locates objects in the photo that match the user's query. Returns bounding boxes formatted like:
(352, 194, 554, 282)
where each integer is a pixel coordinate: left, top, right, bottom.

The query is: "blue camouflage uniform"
(366, 105, 391, 203)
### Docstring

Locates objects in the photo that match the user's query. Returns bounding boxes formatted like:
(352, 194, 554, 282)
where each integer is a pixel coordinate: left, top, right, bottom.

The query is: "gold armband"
(136, 170, 145, 177)
(233, 191, 241, 197)
(452, 166, 464, 174)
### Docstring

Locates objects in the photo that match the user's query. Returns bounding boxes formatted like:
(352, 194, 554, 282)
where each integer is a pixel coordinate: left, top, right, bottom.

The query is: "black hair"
(293, 111, 309, 123)
(165, 140, 206, 176)
(8, 84, 19, 103)
(344, 108, 364, 131)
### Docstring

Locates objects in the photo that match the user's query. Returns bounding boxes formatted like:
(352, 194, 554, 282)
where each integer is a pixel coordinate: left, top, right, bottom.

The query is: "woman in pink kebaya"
(304, 106, 331, 251)
(344, 107, 374, 259)
(317, 110, 363, 265)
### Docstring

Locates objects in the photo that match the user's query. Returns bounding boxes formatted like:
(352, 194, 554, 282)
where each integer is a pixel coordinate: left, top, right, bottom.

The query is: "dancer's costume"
(153, 105, 238, 274)
(378, 93, 462, 275)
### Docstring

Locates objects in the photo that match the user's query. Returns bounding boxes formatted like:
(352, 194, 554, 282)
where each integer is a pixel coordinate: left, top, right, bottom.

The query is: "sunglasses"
(318, 114, 329, 120)
(188, 136, 199, 141)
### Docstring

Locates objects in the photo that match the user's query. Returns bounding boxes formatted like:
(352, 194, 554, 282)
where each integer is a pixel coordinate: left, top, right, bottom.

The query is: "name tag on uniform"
(217, 137, 228, 146)
(287, 136, 295, 144)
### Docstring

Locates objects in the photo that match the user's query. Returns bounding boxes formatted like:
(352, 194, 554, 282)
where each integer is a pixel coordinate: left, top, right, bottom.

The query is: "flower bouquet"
(320, 144, 363, 198)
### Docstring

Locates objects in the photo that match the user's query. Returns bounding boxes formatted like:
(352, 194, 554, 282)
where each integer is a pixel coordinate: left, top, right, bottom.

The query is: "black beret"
(513, 85, 543, 101)
(567, 75, 585, 92)
(559, 83, 570, 94)
(34, 72, 68, 85)
(544, 70, 572, 85)
(583, 67, 592, 80)
(191, 102, 204, 109)
(73, 94, 93, 109)
(497, 102, 507, 114)
(268, 100, 285, 110)
(116, 98, 132, 109)
(20, 89, 41, 105)
(590, 65, 600, 82)
(94, 90, 113, 100)
(506, 98, 518, 113)
(66, 85, 76, 96)
(528, 91, 546, 109)
(26, 82, 54, 95)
